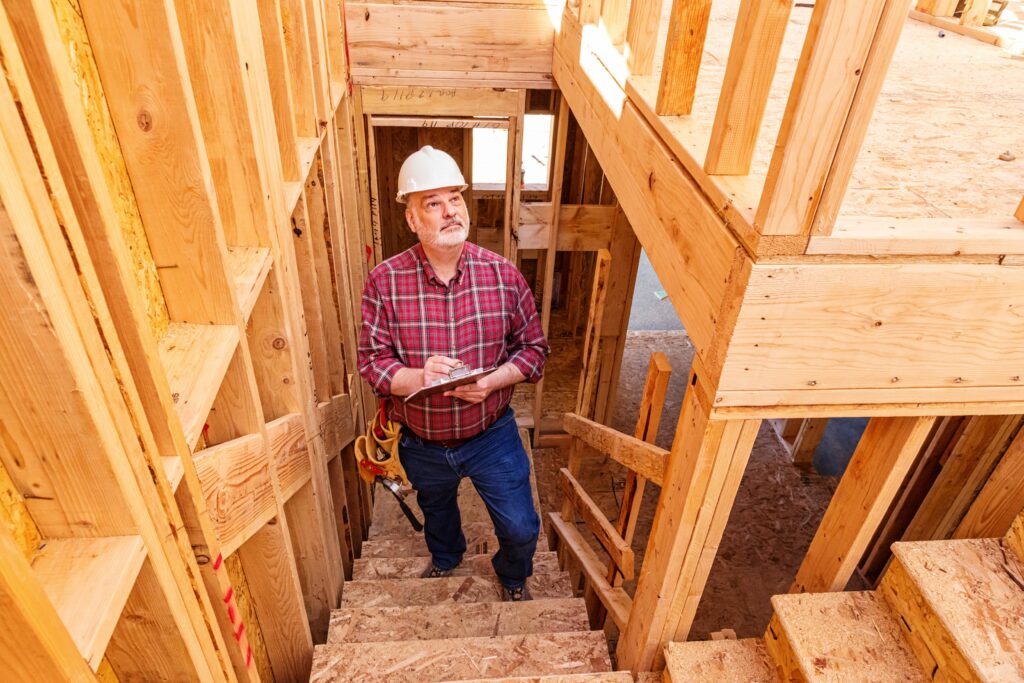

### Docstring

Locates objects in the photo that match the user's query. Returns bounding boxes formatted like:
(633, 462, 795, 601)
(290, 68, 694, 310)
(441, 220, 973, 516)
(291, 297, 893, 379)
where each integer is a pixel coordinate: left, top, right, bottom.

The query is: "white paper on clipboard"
(403, 367, 496, 402)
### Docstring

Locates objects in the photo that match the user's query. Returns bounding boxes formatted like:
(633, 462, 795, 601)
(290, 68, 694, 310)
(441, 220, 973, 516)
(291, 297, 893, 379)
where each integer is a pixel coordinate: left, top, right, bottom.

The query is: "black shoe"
(420, 561, 459, 578)
(502, 584, 532, 602)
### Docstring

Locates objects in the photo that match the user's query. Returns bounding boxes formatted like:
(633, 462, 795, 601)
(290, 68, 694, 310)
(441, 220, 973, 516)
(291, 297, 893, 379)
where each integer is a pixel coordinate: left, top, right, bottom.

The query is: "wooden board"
(562, 413, 669, 486)
(360, 86, 521, 116)
(517, 203, 617, 251)
(158, 322, 240, 450)
(33, 536, 147, 670)
(346, 3, 556, 85)
(717, 263, 1024, 408)
(226, 246, 273, 322)
(557, 469, 635, 580)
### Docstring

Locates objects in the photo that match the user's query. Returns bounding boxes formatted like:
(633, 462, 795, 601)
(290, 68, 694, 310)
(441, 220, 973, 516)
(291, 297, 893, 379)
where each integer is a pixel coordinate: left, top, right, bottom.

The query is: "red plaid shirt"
(358, 242, 549, 441)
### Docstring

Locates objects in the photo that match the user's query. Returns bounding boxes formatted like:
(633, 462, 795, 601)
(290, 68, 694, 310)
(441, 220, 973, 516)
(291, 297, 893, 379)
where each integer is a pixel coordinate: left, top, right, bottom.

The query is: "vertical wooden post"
(810, 0, 914, 234)
(756, 0, 906, 236)
(655, 0, 712, 115)
(503, 90, 527, 263)
(533, 97, 570, 444)
(790, 417, 828, 467)
(960, 0, 992, 26)
(617, 364, 761, 671)
(915, 0, 958, 16)
(602, 0, 630, 45)
(576, 249, 613, 420)
(704, 0, 793, 175)
(791, 416, 935, 594)
(625, 0, 662, 76)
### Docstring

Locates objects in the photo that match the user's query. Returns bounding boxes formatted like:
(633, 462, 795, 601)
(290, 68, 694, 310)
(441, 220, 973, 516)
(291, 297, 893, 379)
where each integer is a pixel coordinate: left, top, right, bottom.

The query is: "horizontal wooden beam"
(194, 434, 276, 557)
(346, 3, 556, 86)
(194, 401, 355, 556)
(717, 262, 1024, 410)
(558, 468, 635, 580)
(562, 413, 668, 486)
(805, 217, 1024, 257)
(548, 512, 632, 629)
(318, 393, 355, 457)
(517, 203, 616, 250)
(360, 86, 522, 117)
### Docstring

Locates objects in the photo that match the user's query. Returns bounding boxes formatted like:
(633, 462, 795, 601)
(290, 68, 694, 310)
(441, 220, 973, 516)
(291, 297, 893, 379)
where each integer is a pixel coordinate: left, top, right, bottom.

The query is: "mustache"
(442, 219, 467, 230)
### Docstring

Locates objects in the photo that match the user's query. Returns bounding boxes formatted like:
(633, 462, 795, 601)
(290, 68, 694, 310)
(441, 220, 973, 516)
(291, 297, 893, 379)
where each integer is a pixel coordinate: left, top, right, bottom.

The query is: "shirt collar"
(414, 242, 473, 287)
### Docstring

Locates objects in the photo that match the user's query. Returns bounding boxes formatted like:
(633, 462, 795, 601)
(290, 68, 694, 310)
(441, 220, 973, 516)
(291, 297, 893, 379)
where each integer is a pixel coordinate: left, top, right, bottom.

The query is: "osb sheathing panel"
(224, 554, 274, 682)
(0, 460, 41, 560)
(50, 0, 170, 339)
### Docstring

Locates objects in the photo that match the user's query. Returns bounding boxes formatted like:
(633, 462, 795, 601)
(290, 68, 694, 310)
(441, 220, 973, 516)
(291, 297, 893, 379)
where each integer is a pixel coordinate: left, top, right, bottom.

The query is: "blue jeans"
(399, 408, 540, 588)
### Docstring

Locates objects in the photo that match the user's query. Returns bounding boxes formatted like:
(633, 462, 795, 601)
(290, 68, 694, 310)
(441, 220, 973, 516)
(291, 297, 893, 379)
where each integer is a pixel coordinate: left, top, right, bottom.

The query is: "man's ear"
(405, 207, 417, 233)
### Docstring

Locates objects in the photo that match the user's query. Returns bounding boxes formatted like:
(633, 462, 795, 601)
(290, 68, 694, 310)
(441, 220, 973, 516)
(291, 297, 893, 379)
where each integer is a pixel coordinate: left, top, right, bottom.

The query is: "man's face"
(405, 187, 470, 249)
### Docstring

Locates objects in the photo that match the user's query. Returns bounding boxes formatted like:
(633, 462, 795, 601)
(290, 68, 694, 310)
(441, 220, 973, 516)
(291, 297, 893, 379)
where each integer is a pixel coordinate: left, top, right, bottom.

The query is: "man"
(357, 145, 549, 601)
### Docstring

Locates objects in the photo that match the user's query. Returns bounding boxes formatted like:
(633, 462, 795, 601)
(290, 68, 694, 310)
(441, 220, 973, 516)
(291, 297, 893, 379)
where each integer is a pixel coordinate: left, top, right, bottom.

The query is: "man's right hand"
(422, 356, 462, 386)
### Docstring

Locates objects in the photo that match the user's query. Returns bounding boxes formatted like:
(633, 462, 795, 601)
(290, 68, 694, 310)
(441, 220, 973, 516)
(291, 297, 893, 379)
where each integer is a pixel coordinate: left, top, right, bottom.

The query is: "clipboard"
(404, 366, 496, 402)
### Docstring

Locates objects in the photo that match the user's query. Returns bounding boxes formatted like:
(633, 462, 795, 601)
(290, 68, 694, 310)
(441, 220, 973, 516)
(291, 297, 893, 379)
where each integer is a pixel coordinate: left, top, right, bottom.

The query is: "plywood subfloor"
(640, 0, 1024, 221)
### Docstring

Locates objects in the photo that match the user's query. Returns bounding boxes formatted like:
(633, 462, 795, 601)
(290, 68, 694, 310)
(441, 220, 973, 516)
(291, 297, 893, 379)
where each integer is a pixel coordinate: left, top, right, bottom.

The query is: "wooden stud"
(655, 0, 712, 115)
(791, 416, 936, 594)
(576, 249, 613, 419)
(790, 417, 828, 468)
(903, 415, 1023, 542)
(810, 0, 915, 234)
(503, 90, 527, 263)
(617, 365, 761, 672)
(558, 469, 636, 580)
(955, 426, 1024, 539)
(532, 96, 570, 444)
(960, 0, 992, 26)
(625, 0, 663, 77)
(601, 0, 629, 44)
(704, 0, 793, 175)
(756, 0, 893, 236)
(280, 0, 318, 137)
(606, 353, 672, 587)
(236, 520, 314, 680)
(916, 0, 958, 15)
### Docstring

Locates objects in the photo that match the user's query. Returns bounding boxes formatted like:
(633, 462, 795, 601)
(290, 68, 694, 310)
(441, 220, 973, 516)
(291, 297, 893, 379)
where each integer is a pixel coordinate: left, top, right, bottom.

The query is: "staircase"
(663, 513, 1024, 682)
(310, 429, 629, 682)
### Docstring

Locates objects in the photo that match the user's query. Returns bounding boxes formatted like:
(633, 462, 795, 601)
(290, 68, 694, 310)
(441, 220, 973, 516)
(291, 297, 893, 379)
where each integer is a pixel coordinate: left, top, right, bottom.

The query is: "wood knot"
(137, 110, 153, 132)
(272, 337, 287, 350)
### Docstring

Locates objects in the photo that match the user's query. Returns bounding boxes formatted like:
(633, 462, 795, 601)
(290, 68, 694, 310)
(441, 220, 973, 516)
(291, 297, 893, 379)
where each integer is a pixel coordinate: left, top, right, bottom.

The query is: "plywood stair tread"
(353, 551, 559, 580)
(328, 598, 590, 643)
(664, 639, 777, 682)
(32, 536, 148, 671)
(158, 322, 239, 449)
(310, 631, 612, 682)
(341, 572, 573, 607)
(882, 538, 1024, 681)
(446, 675, 634, 683)
(360, 522, 502, 558)
(769, 591, 926, 682)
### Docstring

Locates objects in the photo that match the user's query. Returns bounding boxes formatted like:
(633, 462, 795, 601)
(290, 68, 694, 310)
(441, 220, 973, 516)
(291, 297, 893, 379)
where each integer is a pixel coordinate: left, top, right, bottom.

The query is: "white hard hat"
(396, 145, 468, 203)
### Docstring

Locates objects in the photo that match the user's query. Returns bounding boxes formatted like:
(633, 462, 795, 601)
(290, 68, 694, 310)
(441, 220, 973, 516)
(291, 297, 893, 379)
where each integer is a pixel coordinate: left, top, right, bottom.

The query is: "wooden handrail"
(558, 468, 635, 580)
(562, 412, 670, 486)
(548, 512, 632, 629)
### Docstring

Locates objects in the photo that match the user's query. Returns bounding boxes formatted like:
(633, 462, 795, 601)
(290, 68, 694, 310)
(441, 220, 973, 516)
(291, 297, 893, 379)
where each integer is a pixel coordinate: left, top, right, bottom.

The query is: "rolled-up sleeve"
(505, 270, 549, 383)
(358, 276, 404, 396)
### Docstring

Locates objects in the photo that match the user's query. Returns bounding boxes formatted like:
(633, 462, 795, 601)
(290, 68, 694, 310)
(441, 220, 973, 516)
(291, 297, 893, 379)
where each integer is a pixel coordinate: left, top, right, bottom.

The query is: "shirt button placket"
(448, 287, 460, 438)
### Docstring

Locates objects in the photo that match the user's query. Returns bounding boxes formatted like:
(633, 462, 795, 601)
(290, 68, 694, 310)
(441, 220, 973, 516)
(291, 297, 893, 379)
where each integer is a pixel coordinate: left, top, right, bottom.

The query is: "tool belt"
(353, 401, 422, 532)
(354, 402, 409, 485)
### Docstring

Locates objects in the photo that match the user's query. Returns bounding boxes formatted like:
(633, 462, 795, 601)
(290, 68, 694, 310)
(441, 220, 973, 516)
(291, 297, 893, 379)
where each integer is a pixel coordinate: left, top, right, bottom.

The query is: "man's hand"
(423, 356, 463, 385)
(444, 372, 494, 404)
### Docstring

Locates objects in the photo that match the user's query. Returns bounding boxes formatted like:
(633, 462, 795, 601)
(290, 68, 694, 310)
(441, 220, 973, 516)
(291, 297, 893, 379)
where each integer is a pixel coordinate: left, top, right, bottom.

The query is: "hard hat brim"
(396, 183, 469, 204)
